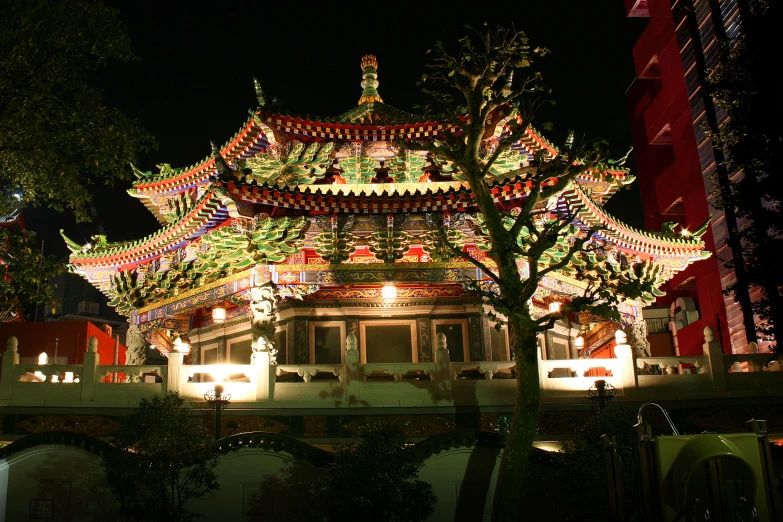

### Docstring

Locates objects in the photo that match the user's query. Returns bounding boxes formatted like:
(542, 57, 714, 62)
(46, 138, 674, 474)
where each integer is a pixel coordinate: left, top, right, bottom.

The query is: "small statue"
(250, 283, 278, 364)
(125, 325, 147, 366)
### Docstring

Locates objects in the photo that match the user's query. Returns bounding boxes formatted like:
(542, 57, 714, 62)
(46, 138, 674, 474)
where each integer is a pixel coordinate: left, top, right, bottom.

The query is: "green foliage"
(102, 393, 218, 522)
(560, 407, 638, 517)
(0, 0, 156, 221)
(317, 419, 437, 522)
(706, 2, 782, 347)
(0, 228, 63, 319)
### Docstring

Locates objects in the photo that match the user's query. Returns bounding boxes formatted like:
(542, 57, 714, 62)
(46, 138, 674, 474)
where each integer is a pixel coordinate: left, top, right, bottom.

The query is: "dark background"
(25, 1, 648, 258)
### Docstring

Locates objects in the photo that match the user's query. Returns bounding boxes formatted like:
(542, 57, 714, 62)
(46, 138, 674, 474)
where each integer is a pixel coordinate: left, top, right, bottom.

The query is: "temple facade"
(59, 55, 710, 376)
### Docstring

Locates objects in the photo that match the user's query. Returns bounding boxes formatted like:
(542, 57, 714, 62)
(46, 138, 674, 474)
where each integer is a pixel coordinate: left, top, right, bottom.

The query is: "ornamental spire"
(358, 54, 383, 105)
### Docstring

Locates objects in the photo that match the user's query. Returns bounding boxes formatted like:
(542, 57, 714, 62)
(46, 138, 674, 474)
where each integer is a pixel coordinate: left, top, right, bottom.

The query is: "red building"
(0, 321, 125, 372)
(625, 0, 752, 355)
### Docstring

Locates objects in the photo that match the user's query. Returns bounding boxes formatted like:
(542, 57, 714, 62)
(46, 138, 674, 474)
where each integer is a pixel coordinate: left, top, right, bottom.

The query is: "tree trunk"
(491, 321, 540, 521)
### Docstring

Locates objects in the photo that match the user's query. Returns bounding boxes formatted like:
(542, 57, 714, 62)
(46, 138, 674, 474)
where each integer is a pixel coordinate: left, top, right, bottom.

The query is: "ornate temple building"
(4, 54, 781, 522)
(60, 55, 710, 369)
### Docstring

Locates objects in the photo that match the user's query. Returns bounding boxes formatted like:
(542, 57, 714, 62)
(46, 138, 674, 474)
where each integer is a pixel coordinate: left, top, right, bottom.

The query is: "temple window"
(202, 345, 219, 365)
(228, 338, 253, 364)
(360, 320, 418, 363)
(431, 320, 469, 362)
(274, 326, 287, 365)
(489, 324, 510, 362)
(309, 321, 345, 364)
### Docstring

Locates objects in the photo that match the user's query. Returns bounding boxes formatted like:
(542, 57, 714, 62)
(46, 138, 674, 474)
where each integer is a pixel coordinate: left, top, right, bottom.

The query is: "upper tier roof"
(128, 55, 630, 223)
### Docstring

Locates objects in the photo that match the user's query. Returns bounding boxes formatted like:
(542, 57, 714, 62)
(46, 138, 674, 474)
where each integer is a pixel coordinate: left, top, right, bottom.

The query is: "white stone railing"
(723, 353, 776, 373)
(452, 361, 516, 380)
(362, 363, 436, 381)
(14, 363, 83, 383)
(635, 355, 706, 375)
(1, 327, 781, 407)
(98, 365, 167, 383)
(275, 364, 346, 383)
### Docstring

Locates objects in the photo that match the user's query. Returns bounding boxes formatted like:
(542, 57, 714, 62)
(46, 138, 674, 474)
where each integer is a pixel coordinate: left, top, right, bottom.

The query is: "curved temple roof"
(127, 55, 630, 224)
(64, 55, 708, 319)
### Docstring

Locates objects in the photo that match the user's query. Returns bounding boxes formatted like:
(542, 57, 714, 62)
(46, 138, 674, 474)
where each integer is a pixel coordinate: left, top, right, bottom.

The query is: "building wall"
(625, 0, 745, 355)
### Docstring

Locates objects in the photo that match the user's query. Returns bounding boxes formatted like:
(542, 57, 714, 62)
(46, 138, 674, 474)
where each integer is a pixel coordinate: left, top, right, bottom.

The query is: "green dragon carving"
(105, 216, 306, 314)
(245, 141, 334, 186)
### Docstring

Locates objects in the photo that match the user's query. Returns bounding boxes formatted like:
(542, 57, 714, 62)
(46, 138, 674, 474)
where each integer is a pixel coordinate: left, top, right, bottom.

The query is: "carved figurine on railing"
(250, 282, 278, 364)
(125, 325, 147, 366)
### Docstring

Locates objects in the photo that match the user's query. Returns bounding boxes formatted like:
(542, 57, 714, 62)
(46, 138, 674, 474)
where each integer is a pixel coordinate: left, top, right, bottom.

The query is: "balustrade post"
(613, 343, 638, 394)
(702, 326, 727, 391)
(1, 337, 20, 400)
(167, 351, 183, 395)
(80, 337, 99, 401)
(435, 333, 451, 401)
(252, 349, 272, 401)
(345, 332, 360, 401)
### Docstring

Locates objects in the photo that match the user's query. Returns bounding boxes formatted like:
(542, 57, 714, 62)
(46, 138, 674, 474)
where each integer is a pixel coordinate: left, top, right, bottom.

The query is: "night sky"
(26, 2, 648, 259)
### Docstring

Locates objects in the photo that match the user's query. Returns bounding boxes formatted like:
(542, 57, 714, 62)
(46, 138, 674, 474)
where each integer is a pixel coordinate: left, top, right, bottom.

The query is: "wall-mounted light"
(548, 301, 562, 313)
(381, 284, 397, 301)
(173, 336, 190, 354)
(212, 306, 226, 324)
(575, 335, 584, 349)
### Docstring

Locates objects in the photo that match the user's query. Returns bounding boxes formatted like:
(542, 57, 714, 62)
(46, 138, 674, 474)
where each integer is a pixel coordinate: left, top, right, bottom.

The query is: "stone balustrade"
(1, 327, 781, 409)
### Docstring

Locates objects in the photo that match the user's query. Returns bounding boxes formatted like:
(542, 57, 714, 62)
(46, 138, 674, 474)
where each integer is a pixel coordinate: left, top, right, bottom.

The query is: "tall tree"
(0, 0, 155, 221)
(411, 26, 665, 521)
(102, 393, 219, 522)
(707, 1, 782, 350)
(0, 228, 63, 320)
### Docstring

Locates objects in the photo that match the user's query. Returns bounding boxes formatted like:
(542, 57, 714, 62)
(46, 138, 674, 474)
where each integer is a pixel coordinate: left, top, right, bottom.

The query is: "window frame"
(487, 321, 510, 362)
(227, 334, 253, 364)
(430, 318, 470, 362)
(359, 319, 419, 364)
(308, 320, 346, 365)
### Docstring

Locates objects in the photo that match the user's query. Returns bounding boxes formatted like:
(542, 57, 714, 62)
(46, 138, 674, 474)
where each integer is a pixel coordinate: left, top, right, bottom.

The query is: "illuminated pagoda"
(61, 55, 709, 370)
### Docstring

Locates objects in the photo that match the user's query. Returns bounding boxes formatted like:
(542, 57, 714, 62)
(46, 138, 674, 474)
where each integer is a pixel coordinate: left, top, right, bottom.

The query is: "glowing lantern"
(615, 329, 628, 345)
(575, 336, 585, 349)
(548, 301, 562, 313)
(212, 306, 227, 324)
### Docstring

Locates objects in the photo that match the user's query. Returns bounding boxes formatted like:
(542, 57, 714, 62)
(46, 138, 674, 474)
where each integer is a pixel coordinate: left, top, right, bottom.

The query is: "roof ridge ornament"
(358, 54, 383, 105)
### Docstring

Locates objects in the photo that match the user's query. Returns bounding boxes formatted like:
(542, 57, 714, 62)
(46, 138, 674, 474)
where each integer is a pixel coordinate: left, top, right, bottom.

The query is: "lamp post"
(204, 384, 231, 440)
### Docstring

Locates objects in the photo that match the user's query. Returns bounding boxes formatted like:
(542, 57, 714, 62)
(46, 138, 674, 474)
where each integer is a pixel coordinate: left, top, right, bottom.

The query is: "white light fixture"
(575, 336, 584, 348)
(381, 284, 397, 301)
(38, 352, 48, 365)
(212, 306, 226, 324)
(615, 329, 628, 345)
(548, 301, 562, 313)
(172, 336, 191, 354)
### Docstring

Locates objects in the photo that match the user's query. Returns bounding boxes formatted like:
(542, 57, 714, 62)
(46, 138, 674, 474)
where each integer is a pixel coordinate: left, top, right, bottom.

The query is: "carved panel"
(17, 415, 119, 436)
(468, 316, 483, 361)
(220, 416, 289, 437)
(417, 318, 432, 362)
(303, 416, 328, 438)
(294, 319, 309, 364)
